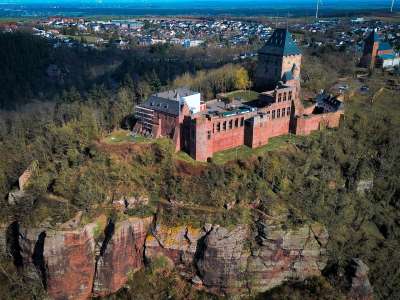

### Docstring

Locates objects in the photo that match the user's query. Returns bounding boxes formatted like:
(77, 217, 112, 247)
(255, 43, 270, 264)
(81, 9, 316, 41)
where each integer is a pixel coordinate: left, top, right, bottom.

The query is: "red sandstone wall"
(155, 112, 179, 138)
(45, 226, 96, 300)
(247, 120, 269, 148)
(265, 117, 291, 138)
(193, 118, 213, 161)
(210, 126, 245, 154)
(295, 111, 342, 136)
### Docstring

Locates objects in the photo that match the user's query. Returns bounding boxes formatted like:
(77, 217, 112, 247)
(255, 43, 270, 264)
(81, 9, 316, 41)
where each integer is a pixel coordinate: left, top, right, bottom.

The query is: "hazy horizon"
(0, 0, 397, 17)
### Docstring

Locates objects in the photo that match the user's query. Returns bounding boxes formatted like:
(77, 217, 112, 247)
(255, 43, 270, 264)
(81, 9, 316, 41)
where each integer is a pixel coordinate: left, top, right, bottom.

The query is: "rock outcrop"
(3, 203, 329, 299)
(347, 259, 374, 300)
(6, 216, 153, 300)
(145, 223, 208, 269)
(145, 208, 329, 296)
(93, 216, 153, 297)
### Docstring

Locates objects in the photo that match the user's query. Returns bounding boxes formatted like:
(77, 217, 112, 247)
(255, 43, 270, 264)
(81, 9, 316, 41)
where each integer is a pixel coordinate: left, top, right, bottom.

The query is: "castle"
(361, 30, 400, 70)
(134, 29, 344, 161)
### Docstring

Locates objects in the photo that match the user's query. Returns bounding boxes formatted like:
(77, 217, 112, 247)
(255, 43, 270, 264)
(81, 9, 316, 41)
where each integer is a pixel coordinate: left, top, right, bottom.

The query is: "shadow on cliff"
(6, 221, 23, 269)
(32, 231, 47, 289)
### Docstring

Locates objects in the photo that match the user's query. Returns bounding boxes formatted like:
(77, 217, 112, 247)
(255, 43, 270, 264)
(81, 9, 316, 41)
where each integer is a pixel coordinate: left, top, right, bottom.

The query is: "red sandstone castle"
(134, 29, 344, 161)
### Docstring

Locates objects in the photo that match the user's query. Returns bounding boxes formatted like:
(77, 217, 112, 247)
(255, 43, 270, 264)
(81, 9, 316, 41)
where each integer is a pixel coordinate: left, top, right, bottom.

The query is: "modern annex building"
(134, 29, 344, 161)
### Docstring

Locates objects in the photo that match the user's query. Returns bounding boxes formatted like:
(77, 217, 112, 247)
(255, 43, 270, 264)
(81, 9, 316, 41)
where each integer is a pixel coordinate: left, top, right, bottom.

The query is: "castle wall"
(244, 116, 269, 148)
(295, 111, 342, 136)
(154, 111, 179, 138)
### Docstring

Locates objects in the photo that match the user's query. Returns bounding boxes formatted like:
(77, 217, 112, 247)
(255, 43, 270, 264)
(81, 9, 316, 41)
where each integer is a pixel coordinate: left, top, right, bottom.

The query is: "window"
(223, 121, 226, 131)
(235, 118, 239, 127)
(267, 111, 271, 118)
(287, 107, 291, 116)
(207, 131, 211, 140)
(150, 102, 155, 106)
(213, 123, 215, 133)
(282, 108, 286, 116)
(164, 104, 169, 109)
(289, 91, 292, 100)
(229, 120, 233, 129)
(278, 94, 281, 102)
(272, 110, 275, 119)
(277, 109, 281, 118)
(283, 93, 287, 101)
(217, 122, 221, 132)
(240, 117, 244, 126)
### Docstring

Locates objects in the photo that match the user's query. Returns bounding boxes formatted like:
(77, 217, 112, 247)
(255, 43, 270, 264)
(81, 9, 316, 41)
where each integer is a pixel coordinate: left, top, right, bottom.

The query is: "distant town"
(1, 16, 399, 60)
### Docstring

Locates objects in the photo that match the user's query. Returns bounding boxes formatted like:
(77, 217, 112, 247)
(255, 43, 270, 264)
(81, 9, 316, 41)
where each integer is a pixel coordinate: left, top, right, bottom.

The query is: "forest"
(0, 31, 399, 300)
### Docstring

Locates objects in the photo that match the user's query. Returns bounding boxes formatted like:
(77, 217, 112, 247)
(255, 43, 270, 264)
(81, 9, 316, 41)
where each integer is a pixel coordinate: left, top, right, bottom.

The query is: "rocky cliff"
(3, 216, 153, 300)
(145, 208, 329, 296)
(1, 205, 330, 299)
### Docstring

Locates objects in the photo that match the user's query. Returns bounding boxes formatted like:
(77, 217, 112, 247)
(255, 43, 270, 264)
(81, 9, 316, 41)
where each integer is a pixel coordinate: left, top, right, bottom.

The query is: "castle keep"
(134, 29, 344, 161)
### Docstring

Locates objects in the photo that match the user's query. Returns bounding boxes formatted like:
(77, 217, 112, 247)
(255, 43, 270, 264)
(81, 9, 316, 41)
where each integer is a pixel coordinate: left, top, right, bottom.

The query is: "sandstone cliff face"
(3, 205, 329, 299)
(145, 210, 329, 296)
(6, 216, 153, 300)
(92, 217, 153, 297)
(145, 224, 207, 269)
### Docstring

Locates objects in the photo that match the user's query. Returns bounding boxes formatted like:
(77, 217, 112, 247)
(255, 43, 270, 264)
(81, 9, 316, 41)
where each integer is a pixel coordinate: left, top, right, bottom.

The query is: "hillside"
(0, 31, 399, 300)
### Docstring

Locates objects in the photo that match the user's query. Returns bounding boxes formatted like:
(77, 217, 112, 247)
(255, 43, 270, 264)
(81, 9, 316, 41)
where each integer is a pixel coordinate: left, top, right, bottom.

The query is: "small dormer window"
(164, 104, 168, 109)
(150, 102, 154, 106)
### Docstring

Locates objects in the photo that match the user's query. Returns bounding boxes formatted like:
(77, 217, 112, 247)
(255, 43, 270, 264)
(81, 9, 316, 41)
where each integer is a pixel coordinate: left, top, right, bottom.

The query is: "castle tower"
(255, 28, 302, 91)
(361, 30, 381, 69)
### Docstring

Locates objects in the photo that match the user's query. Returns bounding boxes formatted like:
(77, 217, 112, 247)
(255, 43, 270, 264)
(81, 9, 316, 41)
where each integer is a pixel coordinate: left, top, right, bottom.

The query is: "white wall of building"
(181, 93, 201, 114)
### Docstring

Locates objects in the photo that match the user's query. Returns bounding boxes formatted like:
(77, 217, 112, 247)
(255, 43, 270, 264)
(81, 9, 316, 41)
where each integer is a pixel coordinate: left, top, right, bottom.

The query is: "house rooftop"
(258, 28, 301, 57)
(378, 42, 393, 51)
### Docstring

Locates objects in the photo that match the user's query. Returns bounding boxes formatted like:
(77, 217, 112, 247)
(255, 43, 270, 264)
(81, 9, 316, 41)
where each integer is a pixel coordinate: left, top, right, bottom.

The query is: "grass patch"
(103, 130, 153, 144)
(224, 90, 260, 102)
(212, 134, 303, 165)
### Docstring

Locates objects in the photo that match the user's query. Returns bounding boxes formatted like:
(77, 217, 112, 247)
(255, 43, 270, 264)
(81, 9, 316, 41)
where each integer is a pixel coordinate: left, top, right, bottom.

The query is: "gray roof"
(259, 28, 301, 57)
(140, 95, 181, 116)
(138, 88, 198, 116)
(154, 87, 198, 100)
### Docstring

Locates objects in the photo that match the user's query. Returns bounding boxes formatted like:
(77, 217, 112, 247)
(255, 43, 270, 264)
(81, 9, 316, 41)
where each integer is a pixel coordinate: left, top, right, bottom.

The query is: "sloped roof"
(378, 42, 393, 51)
(155, 87, 198, 100)
(139, 88, 199, 116)
(259, 28, 301, 56)
(141, 95, 181, 116)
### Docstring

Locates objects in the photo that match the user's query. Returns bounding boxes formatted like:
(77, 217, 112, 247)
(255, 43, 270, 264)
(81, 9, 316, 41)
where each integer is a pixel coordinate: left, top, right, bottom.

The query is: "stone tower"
(361, 30, 381, 69)
(255, 28, 302, 91)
